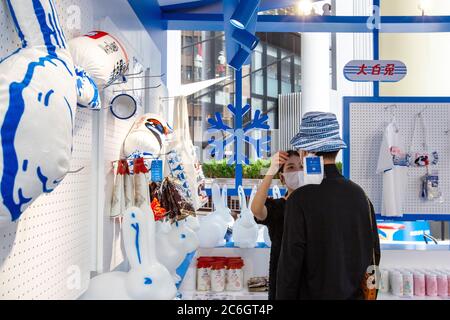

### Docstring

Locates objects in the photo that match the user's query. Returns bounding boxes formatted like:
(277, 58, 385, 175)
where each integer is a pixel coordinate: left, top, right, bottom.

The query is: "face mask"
(282, 171, 304, 190)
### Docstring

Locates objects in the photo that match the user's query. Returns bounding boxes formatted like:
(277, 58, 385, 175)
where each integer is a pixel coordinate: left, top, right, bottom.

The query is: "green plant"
(336, 162, 343, 174)
(203, 159, 271, 179)
(202, 160, 235, 178)
(202, 160, 343, 179)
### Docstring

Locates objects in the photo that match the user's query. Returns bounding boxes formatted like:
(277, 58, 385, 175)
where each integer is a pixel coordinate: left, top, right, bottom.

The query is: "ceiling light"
(230, 0, 261, 29)
(297, 0, 313, 16)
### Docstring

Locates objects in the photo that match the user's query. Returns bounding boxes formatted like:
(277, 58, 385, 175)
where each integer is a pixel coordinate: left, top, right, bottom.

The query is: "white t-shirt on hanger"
(376, 122, 408, 217)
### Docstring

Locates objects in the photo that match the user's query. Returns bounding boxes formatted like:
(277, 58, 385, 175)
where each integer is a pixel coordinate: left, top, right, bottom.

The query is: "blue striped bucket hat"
(290, 112, 347, 152)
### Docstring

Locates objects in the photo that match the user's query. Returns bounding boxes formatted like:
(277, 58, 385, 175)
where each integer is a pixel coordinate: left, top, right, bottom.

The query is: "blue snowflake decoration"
(207, 104, 271, 165)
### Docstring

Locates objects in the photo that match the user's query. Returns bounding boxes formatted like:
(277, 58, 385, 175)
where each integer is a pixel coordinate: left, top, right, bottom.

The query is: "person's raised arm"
(251, 151, 288, 221)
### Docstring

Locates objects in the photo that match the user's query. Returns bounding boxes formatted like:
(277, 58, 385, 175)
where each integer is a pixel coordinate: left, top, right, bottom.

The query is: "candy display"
(151, 198, 167, 222)
(225, 258, 245, 291)
(156, 178, 196, 222)
(381, 268, 450, 298)
(210, 260, 227, 292)
(196, 257, 246, 293)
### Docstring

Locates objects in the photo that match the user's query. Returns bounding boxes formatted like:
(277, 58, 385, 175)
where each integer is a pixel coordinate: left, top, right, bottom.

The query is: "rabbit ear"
(272, 185, 281, 199)
(238, 185, 247, 211)
(123, 206, 156, 269)
(122, 207, 148, 269)
(248, 185, 258, 208)
(7, 0, 67, 50)
(212, 183, 222, 210)
(222, 184, 228, 208)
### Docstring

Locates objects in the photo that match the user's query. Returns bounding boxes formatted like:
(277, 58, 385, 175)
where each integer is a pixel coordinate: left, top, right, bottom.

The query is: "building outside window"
(181, 31, 301, 163)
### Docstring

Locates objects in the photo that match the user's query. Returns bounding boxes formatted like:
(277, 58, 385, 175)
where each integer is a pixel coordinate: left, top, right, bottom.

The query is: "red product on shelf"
(210, 260, 226, 292)
(226, 258, 245, 291)
(196, 257, 215, 291)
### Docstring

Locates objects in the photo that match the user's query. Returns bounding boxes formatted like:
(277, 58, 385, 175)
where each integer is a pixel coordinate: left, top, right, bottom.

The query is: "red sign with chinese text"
(344, 60, 407, 82)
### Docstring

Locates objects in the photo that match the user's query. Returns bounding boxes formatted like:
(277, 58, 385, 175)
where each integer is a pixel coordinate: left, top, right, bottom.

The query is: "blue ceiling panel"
(128, 1, 450, 33)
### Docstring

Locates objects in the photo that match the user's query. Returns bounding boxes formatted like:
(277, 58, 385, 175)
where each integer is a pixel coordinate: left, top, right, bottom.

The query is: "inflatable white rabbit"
(155, 219, 199, 283)
(233, 186, 259, 248)
(184, 214, 200, 233)
(0, 0, 77, 228)
(272, 185, 282, 200)
(82, 206, 177, 300)
(197, 183, 233, 248)
(221, 183, 234, 227)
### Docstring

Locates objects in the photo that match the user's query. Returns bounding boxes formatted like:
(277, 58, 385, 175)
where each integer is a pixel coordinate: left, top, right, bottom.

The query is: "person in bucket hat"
(290, 112, 347, 153)
(276, 111, 380, 300)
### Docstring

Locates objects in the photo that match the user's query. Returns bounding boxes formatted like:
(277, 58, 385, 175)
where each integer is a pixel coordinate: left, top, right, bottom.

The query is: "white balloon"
(0, 0, 76, 228)
(82, 207, 177, 300)
(69, 31, 129, 88)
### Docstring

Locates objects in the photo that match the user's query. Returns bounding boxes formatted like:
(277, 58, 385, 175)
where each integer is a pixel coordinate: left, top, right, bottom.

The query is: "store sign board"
(344, 60, 407, 82)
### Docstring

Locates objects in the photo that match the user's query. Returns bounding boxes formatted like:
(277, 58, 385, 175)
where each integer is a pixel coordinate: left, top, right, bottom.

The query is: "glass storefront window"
(281, 51, 292, 94)
(181, 31, 302, 163)
(294, 57, 301, 92)
(266, 45, 279, 98)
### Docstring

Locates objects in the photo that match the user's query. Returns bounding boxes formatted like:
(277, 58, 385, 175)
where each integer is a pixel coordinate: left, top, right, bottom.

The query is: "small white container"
(413, 272, 426, 297)
(226, 268, 243, 291)
(226, 259, 244, 291)
(390, 271, 404, 296)
(437, 273, 448, 297)
(402, 272, 414, 297)
(196, 258, 215, 291)
(380, 269, 390, 293)
(211, 261, 226, 292)
(425, 273, 438, 297)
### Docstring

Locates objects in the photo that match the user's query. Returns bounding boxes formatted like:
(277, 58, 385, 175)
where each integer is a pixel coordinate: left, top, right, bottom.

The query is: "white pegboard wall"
(0, 0, 95, 299)
(96, 16, 149, 272)
(349, 102, 450, 217)
(0, 108, 93, 300)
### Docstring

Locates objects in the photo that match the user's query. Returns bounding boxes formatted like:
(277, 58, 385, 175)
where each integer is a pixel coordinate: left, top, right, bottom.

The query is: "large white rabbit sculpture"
(197, 183, 233, 248)
(233, 186, 259, 248)
(82, 206, 177, 300)
(155, 219, 199, 283)
(0, 0, 77, 228)
(184, 215, 200, 233)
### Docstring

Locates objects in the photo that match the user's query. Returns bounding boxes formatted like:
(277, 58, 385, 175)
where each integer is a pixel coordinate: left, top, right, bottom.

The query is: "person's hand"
(267, 151, 289, 176)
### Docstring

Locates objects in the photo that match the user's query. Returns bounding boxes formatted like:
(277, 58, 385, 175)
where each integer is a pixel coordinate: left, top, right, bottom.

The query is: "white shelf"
(378, 292, 449, 300)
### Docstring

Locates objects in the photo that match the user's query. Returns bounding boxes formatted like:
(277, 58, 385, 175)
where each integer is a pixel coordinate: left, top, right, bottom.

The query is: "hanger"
(384, 104, 399, 133)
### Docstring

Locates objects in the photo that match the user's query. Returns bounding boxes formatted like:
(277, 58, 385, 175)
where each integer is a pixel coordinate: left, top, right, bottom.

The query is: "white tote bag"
(164, 97, 208, 210)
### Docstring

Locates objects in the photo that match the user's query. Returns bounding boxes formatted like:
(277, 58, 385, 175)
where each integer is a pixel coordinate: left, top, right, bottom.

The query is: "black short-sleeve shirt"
(256, 197, 286, 300)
